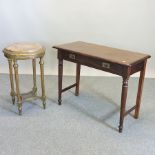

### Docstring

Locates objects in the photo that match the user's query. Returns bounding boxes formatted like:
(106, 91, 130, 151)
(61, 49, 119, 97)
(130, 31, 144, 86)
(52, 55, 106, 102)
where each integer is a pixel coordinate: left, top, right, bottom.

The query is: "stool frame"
(7, 56, 46, 115)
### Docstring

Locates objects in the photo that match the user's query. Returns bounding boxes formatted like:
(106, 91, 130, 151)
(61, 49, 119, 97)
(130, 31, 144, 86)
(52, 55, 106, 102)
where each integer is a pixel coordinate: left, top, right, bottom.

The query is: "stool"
(3, 43, 46, 115)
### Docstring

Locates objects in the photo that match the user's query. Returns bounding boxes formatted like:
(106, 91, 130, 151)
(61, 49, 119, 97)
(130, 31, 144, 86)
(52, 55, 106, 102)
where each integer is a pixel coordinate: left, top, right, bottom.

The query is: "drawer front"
(63, 52, 79, 63)
(63, 51, 123, 76)
(68, 53, 77, 60)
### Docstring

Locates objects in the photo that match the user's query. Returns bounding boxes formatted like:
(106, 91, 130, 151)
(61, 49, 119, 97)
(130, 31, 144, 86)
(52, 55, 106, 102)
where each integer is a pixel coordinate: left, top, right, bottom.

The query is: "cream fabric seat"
(3, 43, 45, 60)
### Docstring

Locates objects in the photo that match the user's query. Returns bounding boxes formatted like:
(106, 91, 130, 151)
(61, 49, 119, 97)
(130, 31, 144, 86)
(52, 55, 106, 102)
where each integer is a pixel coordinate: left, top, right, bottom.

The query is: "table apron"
(60, 51, 126, 76)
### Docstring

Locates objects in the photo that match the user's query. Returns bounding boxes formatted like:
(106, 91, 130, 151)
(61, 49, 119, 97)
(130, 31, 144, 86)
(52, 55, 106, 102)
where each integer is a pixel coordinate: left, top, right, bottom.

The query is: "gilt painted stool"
(3, 43, 46, 115)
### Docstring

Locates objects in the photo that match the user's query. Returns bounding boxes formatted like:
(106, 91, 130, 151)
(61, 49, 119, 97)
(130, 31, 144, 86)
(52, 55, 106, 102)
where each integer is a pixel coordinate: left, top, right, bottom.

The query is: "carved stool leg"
(13, 60, 22, 115)
(8, 59, 15, 104)
(75, 63, 81, 96)
(32, 59, 37, 95)
(119, 77, 129, 133)
(58, 58, 63, 105)
(135, 60, 147, 119)
(39, 57, 46, 109)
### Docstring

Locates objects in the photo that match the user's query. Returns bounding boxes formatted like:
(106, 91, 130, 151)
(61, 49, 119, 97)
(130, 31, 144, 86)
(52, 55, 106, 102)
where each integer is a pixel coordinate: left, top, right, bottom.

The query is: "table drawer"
(63, 51, 124, 76)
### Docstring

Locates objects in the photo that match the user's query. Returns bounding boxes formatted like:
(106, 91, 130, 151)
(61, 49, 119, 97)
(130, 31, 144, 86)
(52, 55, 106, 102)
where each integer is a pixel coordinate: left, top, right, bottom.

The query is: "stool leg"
(8, 59, 15, 105)
(32, 59, 37, 96)
(39, 57, 46, 109)
(75, 63, 81, 96)
(13, 60, 22, 115)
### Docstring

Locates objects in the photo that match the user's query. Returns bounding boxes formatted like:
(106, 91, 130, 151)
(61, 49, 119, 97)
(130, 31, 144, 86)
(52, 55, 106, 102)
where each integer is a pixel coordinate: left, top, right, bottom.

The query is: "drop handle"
(69, 54, 76, 60)
(102, 62, 110, 69)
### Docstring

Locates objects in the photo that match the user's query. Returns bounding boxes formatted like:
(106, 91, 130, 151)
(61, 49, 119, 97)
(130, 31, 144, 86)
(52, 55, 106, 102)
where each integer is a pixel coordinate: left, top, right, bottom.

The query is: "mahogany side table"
(53, 41, 151, 133)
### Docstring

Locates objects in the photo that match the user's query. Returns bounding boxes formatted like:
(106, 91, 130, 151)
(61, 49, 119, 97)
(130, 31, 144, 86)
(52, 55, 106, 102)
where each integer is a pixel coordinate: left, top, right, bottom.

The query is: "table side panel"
(130, 61, 145, 75)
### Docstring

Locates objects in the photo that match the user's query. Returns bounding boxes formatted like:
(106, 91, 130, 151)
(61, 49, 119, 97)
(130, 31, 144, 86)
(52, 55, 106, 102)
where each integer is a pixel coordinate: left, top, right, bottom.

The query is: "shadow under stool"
(3, 43, 46, 115)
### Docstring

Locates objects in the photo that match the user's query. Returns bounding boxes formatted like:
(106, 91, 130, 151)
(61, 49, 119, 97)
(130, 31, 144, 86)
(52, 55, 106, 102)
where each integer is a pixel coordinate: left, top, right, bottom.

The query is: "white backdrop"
(0, 0, 154, 77)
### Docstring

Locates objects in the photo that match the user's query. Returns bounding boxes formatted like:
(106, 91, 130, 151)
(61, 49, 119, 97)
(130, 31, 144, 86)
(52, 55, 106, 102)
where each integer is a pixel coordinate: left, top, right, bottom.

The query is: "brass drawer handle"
(69, 54, 76, 60)
(102, 62, 110, 69)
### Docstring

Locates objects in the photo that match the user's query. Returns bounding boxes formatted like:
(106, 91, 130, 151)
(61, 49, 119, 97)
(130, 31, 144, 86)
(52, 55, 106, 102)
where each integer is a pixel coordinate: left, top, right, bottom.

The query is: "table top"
(53, 41, 150, 66)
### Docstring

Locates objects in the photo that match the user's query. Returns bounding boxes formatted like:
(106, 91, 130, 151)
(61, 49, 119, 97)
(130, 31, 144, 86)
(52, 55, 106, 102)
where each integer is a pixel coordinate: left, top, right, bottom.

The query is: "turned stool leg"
(13, 60, 22, 115)
(32, 59, 37, 95)
(75, 63, 81, 96)
(39, 57, 46, 109)
(8, 59, 15, 105)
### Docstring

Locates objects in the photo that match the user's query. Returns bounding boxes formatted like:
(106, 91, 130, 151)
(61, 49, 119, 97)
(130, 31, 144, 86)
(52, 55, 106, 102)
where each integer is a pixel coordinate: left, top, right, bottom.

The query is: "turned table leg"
(135, 60, 147, 119)
(119, 77, 129, 133)
(75, 63, 81, 96)
(58, 58, 63, 105)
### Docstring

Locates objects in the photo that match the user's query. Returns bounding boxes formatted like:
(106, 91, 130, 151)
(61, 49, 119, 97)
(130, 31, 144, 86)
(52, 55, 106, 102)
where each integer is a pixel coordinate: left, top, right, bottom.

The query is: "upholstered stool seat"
(4, 43, 45, 59)
(3, 43, 46, 115)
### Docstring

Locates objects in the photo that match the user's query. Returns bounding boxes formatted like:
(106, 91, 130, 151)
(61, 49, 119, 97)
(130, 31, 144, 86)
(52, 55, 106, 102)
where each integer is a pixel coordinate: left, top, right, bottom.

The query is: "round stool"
(3, 43, 46, 115)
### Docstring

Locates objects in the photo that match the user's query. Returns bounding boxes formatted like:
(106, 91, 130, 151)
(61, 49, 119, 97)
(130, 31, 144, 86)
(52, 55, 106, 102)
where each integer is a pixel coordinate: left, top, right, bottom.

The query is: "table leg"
(75, 63, 81, 96)
(135, 60, 147, 119)
(119, 77, 129, 133)
(58, 58, 63, 105)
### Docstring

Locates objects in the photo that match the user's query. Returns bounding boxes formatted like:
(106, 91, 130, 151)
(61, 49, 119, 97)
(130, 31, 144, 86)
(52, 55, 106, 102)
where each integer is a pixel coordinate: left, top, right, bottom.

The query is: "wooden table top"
(53, 41, 150, 66)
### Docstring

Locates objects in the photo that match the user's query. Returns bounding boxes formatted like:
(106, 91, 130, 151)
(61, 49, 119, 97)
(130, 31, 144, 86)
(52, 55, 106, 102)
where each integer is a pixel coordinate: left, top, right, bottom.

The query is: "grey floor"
(0, 74, 155, 155)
